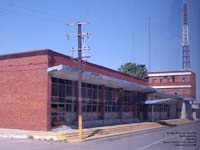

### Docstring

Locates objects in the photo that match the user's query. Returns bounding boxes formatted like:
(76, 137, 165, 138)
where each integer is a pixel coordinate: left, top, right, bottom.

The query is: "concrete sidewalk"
(0, 119, 193, 142)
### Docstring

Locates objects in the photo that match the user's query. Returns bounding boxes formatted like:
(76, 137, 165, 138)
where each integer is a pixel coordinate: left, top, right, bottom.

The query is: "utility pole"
(77, 23, 83, 139)
(66, 22, 90, 139)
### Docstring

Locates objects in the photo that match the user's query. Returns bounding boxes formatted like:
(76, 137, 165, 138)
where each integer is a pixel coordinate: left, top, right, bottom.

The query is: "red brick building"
(0, 49, 155, 131)
(147, 71, 196, 121)
(0, 49, 196, 131)
(148, 71, 196, 99)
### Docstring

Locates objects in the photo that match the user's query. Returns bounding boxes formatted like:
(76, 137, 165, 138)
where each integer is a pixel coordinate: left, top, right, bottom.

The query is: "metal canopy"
(192, 100, 200, 109)
(144, 97, 194, 105)
(193, 101, 200, 104)
(48, 64, 156, 93)
(144, 98, 180, 105)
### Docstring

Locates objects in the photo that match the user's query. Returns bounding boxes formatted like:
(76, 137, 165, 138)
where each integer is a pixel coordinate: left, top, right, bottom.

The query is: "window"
(59, 84, 65, 97)
(51, 78, 76, 125)
(81, 83, 100, 113)
(152, 79, 156, 83)
(172, 76, 175, 82)
(66, 85, 73, 97)
(105, 87, 117, 112)
(52, 83, 58, 96)
(123, 91, 134, 112)
(52, 78, 59, 83)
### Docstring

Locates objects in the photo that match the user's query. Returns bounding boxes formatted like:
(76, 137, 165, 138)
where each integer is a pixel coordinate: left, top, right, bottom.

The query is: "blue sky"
(0, 0, 199, 99)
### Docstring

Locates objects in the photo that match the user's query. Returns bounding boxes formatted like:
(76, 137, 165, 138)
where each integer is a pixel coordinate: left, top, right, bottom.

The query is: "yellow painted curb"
(29, 133, 67, 141)
(28, 119, 192, 142)
(67, 138, 83, 143)
(57, 135, 66, 141)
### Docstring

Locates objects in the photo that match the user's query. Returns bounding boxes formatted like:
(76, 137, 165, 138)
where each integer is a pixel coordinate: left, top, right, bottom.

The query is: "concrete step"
(65, 119, 191, 140)
(28, 119, 192, 142)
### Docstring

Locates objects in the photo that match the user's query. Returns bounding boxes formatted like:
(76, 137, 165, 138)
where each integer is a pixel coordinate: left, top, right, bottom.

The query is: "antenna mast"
(148, 16, 151, 72)
(182, 2, 191, 70)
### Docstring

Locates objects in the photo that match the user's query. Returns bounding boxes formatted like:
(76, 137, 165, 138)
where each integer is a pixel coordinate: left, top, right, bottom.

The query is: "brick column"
(134, 91, 138, 120)
(159, 104, 161, 120)
(132, 91, 136, 119)
(47, 75, 52, 130)
(175, 102, 178, 118)
(74, 81, 79, 122)
(142, 94, 148, 120)
(117, 88, 123, 120)
(136, 92, 140, 120)
(99, 85, 105, 120)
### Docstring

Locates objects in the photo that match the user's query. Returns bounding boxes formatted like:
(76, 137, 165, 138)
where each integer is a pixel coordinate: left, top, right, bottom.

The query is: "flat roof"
(0, 49, 55, 60)
(148, 70, 193, 74)
(148, 70, 195, 77)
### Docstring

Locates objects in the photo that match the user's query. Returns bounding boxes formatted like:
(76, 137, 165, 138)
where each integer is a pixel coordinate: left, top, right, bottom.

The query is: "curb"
(63, 126, 165, 143)
(67, 138, 83, 143)
(29, 133, 66, 141)
(82, 126, 163, 142)
(0, 134, 29, 139)
(75, 121, 194, 143)
(62, 120, 193, 143)
(0, 119, 194, 143)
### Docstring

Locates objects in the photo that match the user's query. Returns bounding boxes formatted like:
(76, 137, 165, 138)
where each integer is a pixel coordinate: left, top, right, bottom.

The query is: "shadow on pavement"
(157, 121, 176, 127)
(83, 129, 103, 139)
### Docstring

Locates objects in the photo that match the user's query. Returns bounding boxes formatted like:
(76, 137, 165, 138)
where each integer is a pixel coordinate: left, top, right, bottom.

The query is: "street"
(0, 121, 200, 150)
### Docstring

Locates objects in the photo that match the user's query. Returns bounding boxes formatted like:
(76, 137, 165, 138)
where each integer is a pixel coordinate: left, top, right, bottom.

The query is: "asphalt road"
(0, 121, 200, 150)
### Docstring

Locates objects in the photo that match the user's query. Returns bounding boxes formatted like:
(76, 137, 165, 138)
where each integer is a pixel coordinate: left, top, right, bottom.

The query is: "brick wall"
(0, 55, 50, 131)
(148, 71, 196, 98)
(149, 75, 191, 86)
(0, 49, 150, 131)
(191, 72, 196, 98)
(48, 52, 148, 85)
(159, 88, 192, 98)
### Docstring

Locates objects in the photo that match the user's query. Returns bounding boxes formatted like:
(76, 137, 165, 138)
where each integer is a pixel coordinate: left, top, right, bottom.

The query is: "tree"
(118, 62, 148, 79)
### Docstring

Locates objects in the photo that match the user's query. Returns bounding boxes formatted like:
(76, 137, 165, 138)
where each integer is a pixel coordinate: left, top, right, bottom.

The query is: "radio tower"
(182, 2, 191, 70)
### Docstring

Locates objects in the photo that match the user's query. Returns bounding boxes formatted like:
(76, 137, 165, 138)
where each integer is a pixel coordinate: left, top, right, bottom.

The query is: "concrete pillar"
(192, 111, 197, 120)
(181, 102, 187, 119)
(181, 102, 193, 119)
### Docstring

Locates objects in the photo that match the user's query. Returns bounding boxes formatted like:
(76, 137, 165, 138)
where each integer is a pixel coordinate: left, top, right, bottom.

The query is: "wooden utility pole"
(66, 22, 90, 139)
(77, 23, 83, 138)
